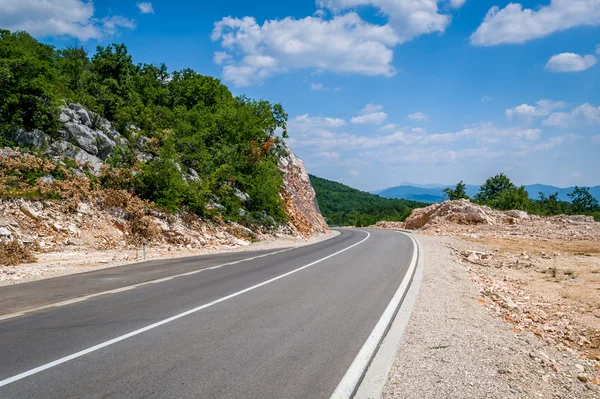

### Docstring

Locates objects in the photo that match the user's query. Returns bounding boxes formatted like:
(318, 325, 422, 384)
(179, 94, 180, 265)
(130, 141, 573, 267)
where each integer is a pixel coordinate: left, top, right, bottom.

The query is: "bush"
(0, 239, 37, 265)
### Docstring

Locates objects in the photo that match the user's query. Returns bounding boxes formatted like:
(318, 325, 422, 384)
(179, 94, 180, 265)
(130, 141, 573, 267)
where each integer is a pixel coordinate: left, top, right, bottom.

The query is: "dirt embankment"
(374, 199, 600, 394)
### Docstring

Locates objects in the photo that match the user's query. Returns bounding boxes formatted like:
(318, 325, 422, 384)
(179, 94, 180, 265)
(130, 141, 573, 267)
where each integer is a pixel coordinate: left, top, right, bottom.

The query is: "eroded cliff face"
(278, 141, 329, 236)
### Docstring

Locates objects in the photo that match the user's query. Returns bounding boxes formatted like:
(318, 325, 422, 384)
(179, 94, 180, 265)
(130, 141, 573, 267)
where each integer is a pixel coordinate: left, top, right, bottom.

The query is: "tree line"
(443, 174, 600, 220)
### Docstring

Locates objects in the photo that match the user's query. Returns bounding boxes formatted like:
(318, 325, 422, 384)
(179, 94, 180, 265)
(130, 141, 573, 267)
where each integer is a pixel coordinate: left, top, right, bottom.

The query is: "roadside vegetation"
(443, 173, 600, 221)
(309, 175, 426, 226)
(0, 30, 288, 224)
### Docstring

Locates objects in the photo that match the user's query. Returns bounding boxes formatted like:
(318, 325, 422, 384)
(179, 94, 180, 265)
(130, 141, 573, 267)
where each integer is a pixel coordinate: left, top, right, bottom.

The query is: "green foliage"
(568, 186, 599, 214)
(0, 30, 289, 225)
(475, 173, 516, 203)
(310, 175, 425, 227)
(442, 181, 469, 200)
(0, 30, 62, 136)
(488, 185, 530, 211)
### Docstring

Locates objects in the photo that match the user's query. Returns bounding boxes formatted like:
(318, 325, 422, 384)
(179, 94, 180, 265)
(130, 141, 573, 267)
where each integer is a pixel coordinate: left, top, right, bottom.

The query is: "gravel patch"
(382, 234, 600, 399)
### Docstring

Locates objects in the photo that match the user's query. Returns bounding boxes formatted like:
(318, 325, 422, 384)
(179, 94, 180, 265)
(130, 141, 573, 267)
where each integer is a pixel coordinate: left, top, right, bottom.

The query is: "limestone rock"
(9, 129, 50, 150)
(277, 140, 328, 236)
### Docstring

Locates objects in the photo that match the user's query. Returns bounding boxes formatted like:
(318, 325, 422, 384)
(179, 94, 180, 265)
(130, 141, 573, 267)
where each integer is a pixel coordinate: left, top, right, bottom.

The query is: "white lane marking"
(329, 231, 418, 399)
(0, 230, 370, 389)
(0, 247, 295, 320)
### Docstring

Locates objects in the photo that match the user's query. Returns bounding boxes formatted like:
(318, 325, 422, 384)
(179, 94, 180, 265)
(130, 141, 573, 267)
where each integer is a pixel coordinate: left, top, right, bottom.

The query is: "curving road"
(0, 228, 414, 399)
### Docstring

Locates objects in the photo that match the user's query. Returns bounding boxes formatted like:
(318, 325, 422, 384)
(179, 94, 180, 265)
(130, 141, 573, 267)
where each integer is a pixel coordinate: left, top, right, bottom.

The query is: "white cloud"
(597, 44, 600, 54)
(543, 103, 600, 127)
(213, 51, 232, 65)
(449, 0, 466, 8)
(408, 112, 428, 122)
(471, 0, 600, 46)
(481, 95, 492, 103)
(317, 0, 465, 44)
(137, 2, 154, 14)
(0, 0, 135, 40)
(350, 104, 388, 125)
(288, 114, 348, 131)
(348, 169, 360, 176)
(378, 123, 397, 131)
(545, 53, 597, 72)
(505, 99, 567, 123)
(211, 14, 400, 86)
(310, 82, 342, 91)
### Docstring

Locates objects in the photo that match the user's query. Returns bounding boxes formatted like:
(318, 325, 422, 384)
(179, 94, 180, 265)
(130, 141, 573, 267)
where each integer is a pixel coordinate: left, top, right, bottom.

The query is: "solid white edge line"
(353, 232, 423, 399)
(0, 230, 370, 389)
(329, 231, 418, 399)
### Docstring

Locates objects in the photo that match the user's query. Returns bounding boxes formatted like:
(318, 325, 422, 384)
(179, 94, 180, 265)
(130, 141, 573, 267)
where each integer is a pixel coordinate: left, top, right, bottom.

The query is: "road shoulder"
(382, 234, 599, 399)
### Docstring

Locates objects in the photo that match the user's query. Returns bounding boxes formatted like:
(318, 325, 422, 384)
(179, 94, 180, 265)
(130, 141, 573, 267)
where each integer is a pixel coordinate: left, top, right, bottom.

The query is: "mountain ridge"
(374, 184, 600, 203)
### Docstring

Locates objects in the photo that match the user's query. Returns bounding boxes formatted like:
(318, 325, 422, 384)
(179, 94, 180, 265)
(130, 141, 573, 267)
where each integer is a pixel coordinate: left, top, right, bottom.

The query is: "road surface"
(0, 228, 414, 399)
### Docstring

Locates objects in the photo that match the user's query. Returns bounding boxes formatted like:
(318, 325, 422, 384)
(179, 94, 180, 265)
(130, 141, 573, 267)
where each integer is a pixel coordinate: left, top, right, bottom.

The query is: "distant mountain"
(309, 175, 426, 226)
(375, 184, 600, 203)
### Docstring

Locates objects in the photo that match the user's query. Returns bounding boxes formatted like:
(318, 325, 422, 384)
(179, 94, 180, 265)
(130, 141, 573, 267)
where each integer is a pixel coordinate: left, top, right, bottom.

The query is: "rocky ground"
(383, 235, 600, 399)
(376, 200, 600, 398)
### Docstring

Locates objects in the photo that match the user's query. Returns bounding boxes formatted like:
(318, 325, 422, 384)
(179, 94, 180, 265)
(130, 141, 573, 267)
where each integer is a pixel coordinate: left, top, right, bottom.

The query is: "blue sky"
(2, 0, 599, 190)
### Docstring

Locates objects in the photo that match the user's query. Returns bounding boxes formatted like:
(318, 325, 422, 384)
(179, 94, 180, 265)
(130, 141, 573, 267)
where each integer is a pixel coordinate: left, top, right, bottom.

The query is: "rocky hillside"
(0, 101, 327, 267)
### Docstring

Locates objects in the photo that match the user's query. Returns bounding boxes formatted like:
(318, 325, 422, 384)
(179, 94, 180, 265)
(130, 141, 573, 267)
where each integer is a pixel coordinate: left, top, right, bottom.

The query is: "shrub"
(0, 239, 37, 265)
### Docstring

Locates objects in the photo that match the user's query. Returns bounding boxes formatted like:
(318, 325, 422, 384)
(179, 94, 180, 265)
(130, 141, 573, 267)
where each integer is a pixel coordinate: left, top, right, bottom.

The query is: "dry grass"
(467, 237, 600, 256)
(0, 239, 37, 266)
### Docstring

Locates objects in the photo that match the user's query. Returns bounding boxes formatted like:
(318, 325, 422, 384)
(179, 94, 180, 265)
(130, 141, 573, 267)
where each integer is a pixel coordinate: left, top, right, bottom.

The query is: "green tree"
(568, 186, 599, 214)
(475, 173, 516, 203)
(0, 30, 61, 136)
(442, 181, 470, 201)
(489, 186, 531, 211)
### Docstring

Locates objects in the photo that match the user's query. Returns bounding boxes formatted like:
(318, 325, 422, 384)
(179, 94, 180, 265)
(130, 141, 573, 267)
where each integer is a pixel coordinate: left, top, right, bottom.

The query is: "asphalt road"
(0, 228, 414, 399)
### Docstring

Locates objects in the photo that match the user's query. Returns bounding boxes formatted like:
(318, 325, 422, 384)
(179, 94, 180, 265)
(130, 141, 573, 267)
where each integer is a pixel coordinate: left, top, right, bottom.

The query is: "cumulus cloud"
(505, 99, 567, 123)
(211, 14, 400, 86)
(545, 53, 597, 72)
(310, 82, 342, 91)
(543, 103, 600, 128)
(471, 0, 600, 46)
(0, 0, 135, 40)
(350, 104, 388, 125)
(136, 2, 154, 14)
(317, 0, 464, 44)
(348, 169, 360, 176)
(408, 112, 428, 122)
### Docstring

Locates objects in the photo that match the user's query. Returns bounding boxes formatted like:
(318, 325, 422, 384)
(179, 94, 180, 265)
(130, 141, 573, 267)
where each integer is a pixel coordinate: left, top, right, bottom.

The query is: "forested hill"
(0, 30, 290, 225)
(309, 175, 426, 226)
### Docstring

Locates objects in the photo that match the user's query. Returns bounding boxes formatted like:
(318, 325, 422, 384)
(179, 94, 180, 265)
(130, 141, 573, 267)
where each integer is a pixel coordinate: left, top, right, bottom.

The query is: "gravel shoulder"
(382, 234, 600, 399)
(0, 231, 338, 286)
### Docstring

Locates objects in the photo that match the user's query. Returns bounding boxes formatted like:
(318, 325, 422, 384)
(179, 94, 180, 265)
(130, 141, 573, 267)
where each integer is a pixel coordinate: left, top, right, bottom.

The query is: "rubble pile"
(392, 199, 600, 241)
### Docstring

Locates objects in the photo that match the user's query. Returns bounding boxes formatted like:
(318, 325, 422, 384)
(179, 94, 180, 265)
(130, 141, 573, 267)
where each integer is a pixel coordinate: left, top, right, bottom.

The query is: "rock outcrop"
(278, 141, 328, 236)
(4, 103, 329, 242)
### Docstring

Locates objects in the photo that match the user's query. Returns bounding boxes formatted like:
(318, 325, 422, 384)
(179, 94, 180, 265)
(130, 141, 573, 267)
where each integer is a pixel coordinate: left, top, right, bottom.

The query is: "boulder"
(46, 140, 103, 174)
(63, 122, 98, 155)
(0, 227, 12, 237)
(505, 210, 529, 219)
(95, 131, 116, 160)
(69, 104, 91, 127)
(9, 129, 50, 150)
(233, 188, 250, 203)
